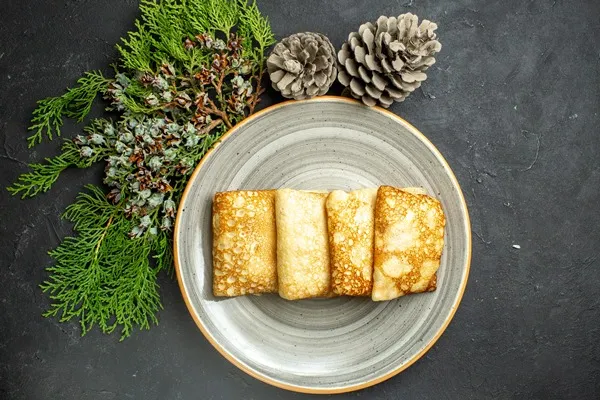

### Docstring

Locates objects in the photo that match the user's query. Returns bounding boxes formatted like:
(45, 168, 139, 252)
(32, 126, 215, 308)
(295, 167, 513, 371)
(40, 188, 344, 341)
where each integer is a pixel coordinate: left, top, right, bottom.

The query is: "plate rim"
(173, 96, 472, 394)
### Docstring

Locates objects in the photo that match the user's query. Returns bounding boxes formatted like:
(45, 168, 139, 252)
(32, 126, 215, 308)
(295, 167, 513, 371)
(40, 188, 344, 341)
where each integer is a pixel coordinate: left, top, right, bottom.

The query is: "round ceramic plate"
(174, 96, 471, 394)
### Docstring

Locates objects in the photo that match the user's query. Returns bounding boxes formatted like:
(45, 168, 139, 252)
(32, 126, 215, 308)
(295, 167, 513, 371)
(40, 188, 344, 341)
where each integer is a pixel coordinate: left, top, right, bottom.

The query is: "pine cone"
(338, 14, 442, 108)
(267, 32, 337, 100)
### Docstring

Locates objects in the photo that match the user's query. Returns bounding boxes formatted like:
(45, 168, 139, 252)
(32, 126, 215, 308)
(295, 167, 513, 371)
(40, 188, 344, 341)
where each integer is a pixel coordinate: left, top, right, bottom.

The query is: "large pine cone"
(267, 32, 337, 100)
(338, 14, 442, 108)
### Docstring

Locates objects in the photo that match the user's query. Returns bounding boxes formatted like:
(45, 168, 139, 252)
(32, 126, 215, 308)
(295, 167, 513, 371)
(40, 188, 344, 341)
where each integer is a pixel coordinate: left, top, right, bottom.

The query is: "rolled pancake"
(326, 188, 377, 296)
(326, 187, 427, 296)
(275, 189, 330, 300)
(212, 190, 277, 296)
(372, 185, 445, 301)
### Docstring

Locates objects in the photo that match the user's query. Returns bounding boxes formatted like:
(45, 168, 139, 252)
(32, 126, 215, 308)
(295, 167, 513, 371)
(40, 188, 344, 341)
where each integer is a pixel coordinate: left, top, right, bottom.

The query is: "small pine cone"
(267, 32, 337, 100)
(338, 14, 442, 108)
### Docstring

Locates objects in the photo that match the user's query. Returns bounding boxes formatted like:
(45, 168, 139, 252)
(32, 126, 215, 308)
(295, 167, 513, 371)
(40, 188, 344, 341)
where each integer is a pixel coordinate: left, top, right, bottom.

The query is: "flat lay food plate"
(174, 96, 471, 393)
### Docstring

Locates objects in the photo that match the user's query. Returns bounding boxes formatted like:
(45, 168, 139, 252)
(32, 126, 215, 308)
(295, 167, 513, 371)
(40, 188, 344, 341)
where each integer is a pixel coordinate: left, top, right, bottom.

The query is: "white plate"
(174, 96, 471, 393)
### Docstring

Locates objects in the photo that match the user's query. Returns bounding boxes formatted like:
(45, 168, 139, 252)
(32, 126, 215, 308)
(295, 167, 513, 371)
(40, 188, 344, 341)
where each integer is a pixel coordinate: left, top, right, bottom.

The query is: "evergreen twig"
(9, 0, 275, 340)
(27, 71, 109, 148)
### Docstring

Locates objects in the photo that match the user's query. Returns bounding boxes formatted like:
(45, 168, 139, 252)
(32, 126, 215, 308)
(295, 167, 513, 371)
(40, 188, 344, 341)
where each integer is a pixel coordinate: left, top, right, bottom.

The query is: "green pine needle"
(7, 140, 108, 198)
(27, 71, 109, 148)
(41, 185, 164, 340)
(238, 0, 276, 52)
(10, 119, 111, 198)
(7, 144, 79, 198)
(206, 0, 240, 35)
(116, 21, 153, 72)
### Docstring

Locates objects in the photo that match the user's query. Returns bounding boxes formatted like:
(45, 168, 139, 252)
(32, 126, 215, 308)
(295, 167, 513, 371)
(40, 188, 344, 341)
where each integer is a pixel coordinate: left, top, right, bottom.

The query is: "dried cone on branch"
(267, 32, 337, 99)
(338, 13, 442, 108)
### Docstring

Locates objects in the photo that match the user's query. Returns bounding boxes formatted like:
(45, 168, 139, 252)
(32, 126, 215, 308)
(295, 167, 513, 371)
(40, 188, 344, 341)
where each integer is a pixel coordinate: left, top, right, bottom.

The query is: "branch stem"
(94, 215, 114, 257)
(206, 98, 232, 128)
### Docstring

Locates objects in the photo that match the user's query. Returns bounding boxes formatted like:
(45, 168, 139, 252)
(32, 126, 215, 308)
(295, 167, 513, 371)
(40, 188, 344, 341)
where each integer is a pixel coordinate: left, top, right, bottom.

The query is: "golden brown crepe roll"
(212, 190, 277, 296)
(326, 188, 377, 296)
(275, 189, 330, 300)
(326, 187, 427, 296)
(372, 185, 445, 301)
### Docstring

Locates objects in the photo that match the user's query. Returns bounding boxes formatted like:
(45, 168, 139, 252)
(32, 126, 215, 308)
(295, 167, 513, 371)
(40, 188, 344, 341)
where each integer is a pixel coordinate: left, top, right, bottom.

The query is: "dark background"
(1, 0, 599, 398)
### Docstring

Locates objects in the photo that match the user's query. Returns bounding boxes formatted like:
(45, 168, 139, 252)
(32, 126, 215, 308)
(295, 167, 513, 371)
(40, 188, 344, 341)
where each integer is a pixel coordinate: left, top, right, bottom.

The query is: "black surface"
(1, 0, 599, 399)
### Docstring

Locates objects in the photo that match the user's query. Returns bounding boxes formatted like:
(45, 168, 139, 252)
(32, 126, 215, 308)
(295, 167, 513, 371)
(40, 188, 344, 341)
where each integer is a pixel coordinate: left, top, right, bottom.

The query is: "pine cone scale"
(362, 29, 375, 54)
(354, 46, 367, 64)
(385, 85, 403, 98)
(269, 69, 285, 84)
(350, 79, 365, 96)
(365, 84, 382, 99)
(314, 71, 328, 86)
(362, 95, 376, 107)
(276, 73, 296, 91)
(371, 72, 386, 90)
(338, 44, 350, 64)
(266, 55, 284, 70)
(282, 60, 301, 74)
(358, 66, 370, 83)
(338, 69, 351, 86)
(306, 43, 318, 59)
(345, 58, 360, 78)
(314, 55, 328, 70)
